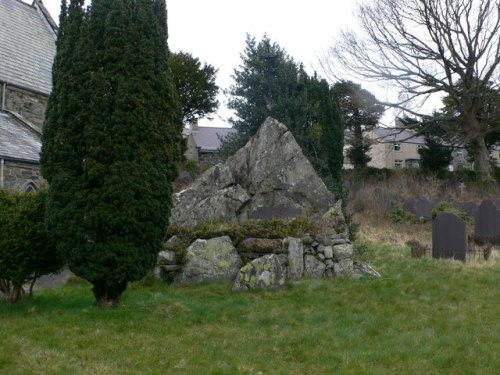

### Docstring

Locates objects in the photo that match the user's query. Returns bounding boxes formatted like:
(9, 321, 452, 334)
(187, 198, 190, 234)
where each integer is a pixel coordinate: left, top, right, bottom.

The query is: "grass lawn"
(1, 242, 499, 375)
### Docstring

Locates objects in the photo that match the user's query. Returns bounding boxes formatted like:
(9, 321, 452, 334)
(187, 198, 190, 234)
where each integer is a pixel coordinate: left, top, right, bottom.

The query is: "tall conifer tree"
(41, 0, 182, 305)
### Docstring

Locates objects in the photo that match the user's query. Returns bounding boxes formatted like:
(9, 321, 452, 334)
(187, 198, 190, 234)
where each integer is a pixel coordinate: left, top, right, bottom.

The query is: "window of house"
(416, 145, 423, 150)
(394, 159, 403, 168)
(455, 150, 464, 157)
(406, 159, 420, 168)
(394, 143, 401, 151)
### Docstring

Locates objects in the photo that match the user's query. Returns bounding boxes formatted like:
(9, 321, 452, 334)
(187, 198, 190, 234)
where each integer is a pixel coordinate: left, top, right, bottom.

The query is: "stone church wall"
(1, 160, 45, 191)
(3, 85, 48, 129)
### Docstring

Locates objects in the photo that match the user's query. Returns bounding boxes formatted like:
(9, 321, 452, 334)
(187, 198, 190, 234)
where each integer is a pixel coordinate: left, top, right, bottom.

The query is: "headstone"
(415, 197, 433, 219)
(403, 198, 416, 215)
(249, 206, 302, 220)
(475, 200, 500, 244)
(432, 213, 467, 261)
(461, 201, 478, 218)
(458, 183, 466, 197)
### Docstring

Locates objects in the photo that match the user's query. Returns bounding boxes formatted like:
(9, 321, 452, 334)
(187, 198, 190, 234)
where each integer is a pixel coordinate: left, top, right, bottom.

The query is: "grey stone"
(170, 117, 335, 227)
(317, 253, 325, 261)
(314, 235, 333, 246)
(164, 235, 181, 251)
(325, 259, 334, 268)
(334, 258, 354, 277)
(331, 239, 347, 246)
(333, 243, 354, 260)
(323, 246, 333, 259)
(174, 236, 242, 284)
(286, 237, 303, 281)
(160, 265, 182, 272)
(432, 213, 467, 261)
(321, 200, 346, 232)
(157, 250, 177, 265)
(232, 254, 286, 291)
(475, 200, 500, 245)
(304, 254, 326, 278)
(353, 261, 381, 278)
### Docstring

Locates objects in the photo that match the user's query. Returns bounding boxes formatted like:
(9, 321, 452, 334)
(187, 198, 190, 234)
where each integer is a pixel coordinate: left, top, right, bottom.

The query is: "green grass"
(1, 243, 499, 375)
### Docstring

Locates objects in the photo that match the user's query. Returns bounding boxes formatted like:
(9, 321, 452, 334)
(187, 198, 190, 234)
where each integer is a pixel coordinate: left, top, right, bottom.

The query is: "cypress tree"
(41, 0, 182, 305)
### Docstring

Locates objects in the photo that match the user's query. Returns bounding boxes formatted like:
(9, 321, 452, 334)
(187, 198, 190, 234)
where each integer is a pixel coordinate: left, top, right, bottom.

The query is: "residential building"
(0, 0, 57, 190)
(183, 120, 236, 163)
(365, 127, 475, 171)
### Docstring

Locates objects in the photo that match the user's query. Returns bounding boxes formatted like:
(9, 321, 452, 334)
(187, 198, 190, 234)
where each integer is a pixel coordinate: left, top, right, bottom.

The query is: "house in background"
(183, 120, 236, 164)
(0, 0, 57, 190)
(365, 128, 475, 171)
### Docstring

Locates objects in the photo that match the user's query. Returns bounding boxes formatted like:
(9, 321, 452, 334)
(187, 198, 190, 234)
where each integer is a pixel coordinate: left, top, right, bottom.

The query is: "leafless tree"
(322, 0, 499, 180)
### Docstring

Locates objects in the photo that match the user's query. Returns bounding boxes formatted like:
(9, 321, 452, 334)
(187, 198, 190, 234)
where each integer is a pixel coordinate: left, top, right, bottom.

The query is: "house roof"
(183, 126, 237, 152)
(0, 0, 57, 95)
(0, 111, 41, 162)
(371, 128, 425, 145)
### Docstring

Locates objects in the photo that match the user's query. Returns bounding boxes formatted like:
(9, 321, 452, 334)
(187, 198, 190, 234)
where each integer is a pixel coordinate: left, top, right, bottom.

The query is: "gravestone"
(461, 201, 479, 218)
(475, 200, 500, 244)
(415, 197, 433, 219)
(249, 206, 302, 220)
(403, 198, 416, 215)
(432, 213, 467, 261)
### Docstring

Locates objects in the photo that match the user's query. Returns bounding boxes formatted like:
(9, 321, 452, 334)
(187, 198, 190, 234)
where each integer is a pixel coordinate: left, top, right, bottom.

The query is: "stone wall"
(2, 160, 45, 191)
(3, 85, 48, 128)
(156, 233, 380, 290)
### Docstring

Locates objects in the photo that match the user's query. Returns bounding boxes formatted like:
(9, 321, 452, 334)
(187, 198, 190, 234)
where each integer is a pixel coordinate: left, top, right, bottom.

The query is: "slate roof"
(0, 111, 41, 162)
(183, 126, 237, 152)
(372, 128, 425, 145)
(0, 0, 57, 95)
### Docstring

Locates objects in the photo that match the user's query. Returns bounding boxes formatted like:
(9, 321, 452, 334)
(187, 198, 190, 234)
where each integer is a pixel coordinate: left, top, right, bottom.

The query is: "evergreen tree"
(41, 0, 182, 306)
(332, 81, 384, 170)
(221, 34, 308, 156)
(418, 137, 453, 176)
(169, 51, 219, 123)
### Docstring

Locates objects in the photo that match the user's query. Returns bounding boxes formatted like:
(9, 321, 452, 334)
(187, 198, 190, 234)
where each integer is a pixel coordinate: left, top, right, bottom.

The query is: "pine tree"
(41, 0, 182, 305)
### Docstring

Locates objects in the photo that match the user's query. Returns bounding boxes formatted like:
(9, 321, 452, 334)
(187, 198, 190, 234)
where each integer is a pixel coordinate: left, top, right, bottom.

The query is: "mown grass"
(1, 243, 499, 375)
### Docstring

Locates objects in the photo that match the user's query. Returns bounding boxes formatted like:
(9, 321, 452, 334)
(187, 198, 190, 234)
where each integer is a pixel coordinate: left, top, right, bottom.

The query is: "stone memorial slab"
(461, 201, 479, 218)
(475, 200, 500, 244)
(415, 197, 433, 219)
(432, 213, 466, 261)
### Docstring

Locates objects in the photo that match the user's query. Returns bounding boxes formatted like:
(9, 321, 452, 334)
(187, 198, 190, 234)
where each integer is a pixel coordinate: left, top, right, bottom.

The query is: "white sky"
(40, 0, 409, 126)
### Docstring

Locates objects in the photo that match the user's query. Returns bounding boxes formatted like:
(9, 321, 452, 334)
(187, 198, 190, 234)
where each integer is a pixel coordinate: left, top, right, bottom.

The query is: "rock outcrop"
(173, 236, 242, 284)
(232, 254, 286, 291)
(170, 117, 335, 227)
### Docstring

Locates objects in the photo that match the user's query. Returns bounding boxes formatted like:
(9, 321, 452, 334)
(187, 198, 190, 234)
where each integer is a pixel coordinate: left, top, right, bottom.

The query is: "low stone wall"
(156, 233, 380, 290)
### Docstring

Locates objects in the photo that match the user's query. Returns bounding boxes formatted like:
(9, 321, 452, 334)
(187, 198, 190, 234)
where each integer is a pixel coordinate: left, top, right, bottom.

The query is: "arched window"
(23, 182, 38, 192)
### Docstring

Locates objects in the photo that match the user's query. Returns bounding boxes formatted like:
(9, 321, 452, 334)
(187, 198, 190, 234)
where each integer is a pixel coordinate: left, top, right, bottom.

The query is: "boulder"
(334, 258, 354, 277)
(232, 254, 286, 291)
(304, 254, 326, 278)
(286, 237, 303, 280)
(157, 250, 177, 265)
(333, 243, 354, 260)
(170, 117, 335, 227)
(174, 236, 242, 284)
(353, 260, 381, 278)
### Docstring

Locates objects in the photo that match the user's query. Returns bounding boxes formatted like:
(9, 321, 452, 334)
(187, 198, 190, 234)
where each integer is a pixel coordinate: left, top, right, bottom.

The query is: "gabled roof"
(371, 128, 425, 145)
(0, 111, 41, 162)
(183, 126, 237, 152)
(0, 0, 57, 95)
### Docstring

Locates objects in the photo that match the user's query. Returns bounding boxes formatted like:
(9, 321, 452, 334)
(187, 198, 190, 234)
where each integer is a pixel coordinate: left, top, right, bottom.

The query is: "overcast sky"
(40, 0, 406, 126)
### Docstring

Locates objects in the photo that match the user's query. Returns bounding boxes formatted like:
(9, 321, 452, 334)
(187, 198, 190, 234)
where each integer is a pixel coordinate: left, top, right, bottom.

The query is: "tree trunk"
(92, 281, 127, 307)
(465, 114, 493, 182)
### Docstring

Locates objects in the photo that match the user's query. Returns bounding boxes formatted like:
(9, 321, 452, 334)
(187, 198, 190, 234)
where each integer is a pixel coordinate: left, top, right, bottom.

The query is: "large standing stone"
(170, 117, 335, 227)
(333, 243, 354, 260)
(232, 254, 286, 290)
(286, 237, 303, 280)
(304, 255, 326, 278)
(174, 236, 242, 284)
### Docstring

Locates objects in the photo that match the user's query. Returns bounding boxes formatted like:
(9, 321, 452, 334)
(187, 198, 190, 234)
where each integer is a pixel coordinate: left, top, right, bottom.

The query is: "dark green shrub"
(0, 189, 62, 302)
(431, 201, 472, 223)
(387, 202, 414, 224)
